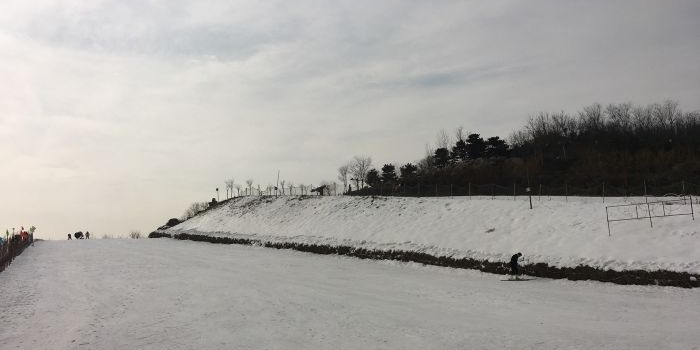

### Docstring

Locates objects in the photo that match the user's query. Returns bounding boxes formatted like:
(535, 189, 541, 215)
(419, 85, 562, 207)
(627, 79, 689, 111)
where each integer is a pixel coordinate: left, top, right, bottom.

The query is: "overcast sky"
(2, 1, 699, 239)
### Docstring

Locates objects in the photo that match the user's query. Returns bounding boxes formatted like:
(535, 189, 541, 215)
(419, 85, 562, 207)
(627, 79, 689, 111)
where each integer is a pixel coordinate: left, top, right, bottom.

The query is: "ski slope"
(1, 239, 699, 349)
(166, 195, 700, 274)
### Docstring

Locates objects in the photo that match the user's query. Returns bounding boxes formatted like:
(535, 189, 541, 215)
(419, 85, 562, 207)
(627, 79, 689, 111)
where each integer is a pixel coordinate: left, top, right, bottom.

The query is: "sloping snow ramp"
(1, 239, 699, 349)
(167, 195, 700, 274)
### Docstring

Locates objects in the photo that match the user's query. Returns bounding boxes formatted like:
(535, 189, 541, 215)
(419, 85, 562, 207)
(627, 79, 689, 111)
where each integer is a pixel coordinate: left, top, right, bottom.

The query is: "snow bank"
(165, 195, 700, 274)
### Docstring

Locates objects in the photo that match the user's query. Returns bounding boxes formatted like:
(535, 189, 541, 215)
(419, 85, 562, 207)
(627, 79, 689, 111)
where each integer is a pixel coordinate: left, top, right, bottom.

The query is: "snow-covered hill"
(164, 195, 700, 274)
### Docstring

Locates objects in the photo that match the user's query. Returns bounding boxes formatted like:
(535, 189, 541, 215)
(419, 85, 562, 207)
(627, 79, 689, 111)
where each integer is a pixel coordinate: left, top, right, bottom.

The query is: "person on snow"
(67, 233, 72, 240)
(510, 252, 522, 279)
(85, 231, 90, 239)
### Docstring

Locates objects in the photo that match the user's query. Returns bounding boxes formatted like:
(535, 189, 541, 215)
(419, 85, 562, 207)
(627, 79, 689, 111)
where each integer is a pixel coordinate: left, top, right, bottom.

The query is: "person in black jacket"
(510, 252, 522, 279)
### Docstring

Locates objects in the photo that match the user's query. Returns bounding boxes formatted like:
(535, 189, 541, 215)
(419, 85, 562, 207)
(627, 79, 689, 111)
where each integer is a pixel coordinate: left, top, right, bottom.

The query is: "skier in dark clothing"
(510, 252, 522, 279)
(85, 231, 90, 239)
(67, 233, 72, 240)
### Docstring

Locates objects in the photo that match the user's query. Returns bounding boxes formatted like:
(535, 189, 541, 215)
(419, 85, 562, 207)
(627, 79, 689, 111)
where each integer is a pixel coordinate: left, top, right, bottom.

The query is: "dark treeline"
(351, 100, 700, 193)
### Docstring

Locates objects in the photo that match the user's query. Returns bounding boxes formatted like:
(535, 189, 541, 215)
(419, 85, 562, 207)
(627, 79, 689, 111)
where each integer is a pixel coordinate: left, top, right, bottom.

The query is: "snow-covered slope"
(2, 240, 699, 349)
(166, 195, 700, 273)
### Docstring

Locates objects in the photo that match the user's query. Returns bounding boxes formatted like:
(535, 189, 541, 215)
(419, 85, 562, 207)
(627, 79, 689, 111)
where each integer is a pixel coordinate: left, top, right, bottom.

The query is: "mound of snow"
(165, 195, 700, 273)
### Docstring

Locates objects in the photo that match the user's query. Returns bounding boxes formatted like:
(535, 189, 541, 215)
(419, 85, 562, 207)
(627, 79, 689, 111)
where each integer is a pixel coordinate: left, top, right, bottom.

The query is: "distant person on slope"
(85, 231, 90, 239)
(67, 233, 72, 240)
(510, 252, 522, 280)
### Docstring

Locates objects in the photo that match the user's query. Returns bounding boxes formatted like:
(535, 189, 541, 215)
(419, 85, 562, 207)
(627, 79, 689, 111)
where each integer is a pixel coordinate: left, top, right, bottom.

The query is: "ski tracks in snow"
(1, 239, 699, 350)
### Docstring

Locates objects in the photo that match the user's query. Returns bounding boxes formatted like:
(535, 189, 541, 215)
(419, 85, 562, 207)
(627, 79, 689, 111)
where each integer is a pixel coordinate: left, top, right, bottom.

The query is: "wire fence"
(221, 184, 345, 199)
(214, 181, 700, 203)
(0, 233, 34, 273)
(344, 181, 700, 201)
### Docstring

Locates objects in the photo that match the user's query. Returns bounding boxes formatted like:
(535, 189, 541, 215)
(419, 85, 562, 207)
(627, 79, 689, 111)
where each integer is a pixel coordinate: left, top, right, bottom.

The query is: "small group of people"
(2, 226, 35, 247)
(67, 231, 90, 240)
(1, 226, 35, 268)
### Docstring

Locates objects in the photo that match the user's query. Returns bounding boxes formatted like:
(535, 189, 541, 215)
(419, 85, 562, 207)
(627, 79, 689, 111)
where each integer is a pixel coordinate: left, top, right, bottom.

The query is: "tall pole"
(606, 207, 611, 236)
(690, 194, 695, 220)
(682, 180, 686, 195)
(276, 170, 280, 197)
(644, 180, 647, 202)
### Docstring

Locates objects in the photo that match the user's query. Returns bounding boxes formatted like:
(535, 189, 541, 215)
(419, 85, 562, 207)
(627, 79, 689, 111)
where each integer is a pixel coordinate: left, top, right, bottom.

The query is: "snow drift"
(162, 195, 700, 275)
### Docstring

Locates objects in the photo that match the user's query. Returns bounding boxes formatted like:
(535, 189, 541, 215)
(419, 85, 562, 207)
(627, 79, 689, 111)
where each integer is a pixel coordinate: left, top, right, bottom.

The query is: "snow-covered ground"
(1, 239, 698, 349)
(167, 195, 700, 274)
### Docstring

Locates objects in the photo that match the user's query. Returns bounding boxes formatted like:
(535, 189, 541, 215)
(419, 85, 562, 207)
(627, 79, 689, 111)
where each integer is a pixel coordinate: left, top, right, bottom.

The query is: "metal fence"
(345, 181, 700, 201)
(605, 195, 695, 236)
(216, 181, 700, 203)
(0, 234, 33, 273)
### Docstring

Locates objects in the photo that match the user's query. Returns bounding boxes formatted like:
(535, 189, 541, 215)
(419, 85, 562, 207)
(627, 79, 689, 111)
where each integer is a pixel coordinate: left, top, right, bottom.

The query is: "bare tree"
(234, 184, 242, 196)
(287, 181, 294, 195)
(351, 156, 372, 188)
(454, 126, 466, 143)
(280, 180, 286, 195)
(337, 163, 350, 192)
(245, 179, 253, 195)
(436, 129, 451, 149)
(181, 201, 208, 220)
(225, 179, 235, 199)
(417, 143, 434, 172)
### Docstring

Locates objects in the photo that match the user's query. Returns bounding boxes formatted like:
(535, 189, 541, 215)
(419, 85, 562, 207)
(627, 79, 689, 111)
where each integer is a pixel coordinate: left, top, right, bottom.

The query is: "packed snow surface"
(167, 195, 700, 273)
(2, 239, 699, 349)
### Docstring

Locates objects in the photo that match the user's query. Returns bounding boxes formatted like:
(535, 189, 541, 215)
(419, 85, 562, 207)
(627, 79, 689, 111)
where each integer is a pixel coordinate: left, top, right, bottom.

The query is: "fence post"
(662, 201, 666, 216)
(690, 194, 695, 220)
(682, 180, 686, 195)
(606, 206, 611, 236)
(644, 181, 649, 204)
